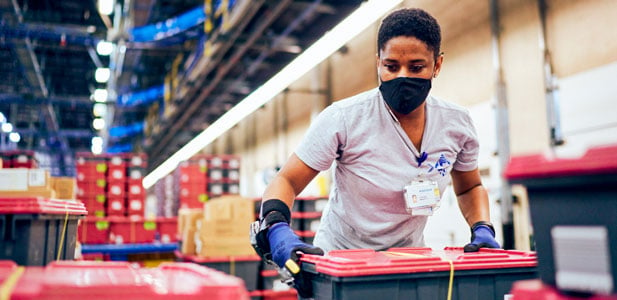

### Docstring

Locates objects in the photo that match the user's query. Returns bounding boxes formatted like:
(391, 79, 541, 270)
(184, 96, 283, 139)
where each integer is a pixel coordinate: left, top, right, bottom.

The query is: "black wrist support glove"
(464, 221, 501, 252)
(254, 199, 324, 298)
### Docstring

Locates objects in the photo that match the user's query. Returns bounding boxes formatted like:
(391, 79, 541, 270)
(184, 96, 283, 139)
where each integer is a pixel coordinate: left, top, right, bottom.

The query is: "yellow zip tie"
(229, 257, 235, 275)
(447, 260, 454, 300)
(56, 203, 70, 260)
(0, 266, 25, 300)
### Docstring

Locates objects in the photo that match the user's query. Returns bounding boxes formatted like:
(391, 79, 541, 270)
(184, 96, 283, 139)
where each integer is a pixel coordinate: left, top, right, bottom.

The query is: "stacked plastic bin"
(0, 260, 250, 299)
(155, 154, 242, 213)
(505, 144, 617, 298)
(75, 152, 108, 217)
(0, 150, 39, 168)
(0, 197, 87, 265)
(176, 157, 208, 209)
(292, 196, 327, 245)
(75, 152, 176, 248)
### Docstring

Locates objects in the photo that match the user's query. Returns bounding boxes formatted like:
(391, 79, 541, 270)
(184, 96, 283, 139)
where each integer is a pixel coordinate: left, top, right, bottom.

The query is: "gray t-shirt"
(295, 88, 479, 253)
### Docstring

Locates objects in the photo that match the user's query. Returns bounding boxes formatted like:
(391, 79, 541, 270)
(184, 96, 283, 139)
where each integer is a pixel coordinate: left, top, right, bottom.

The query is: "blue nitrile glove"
(464, 222, 501, 252)
(267, 222, 324, 268)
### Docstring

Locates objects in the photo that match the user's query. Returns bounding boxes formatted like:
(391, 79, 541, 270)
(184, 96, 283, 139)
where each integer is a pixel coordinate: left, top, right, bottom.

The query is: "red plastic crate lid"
(0, 197, 87, 215)
(12, 261, 249, 299)
(504, 144, 617, 180)
(300, 247, 536, 277)
(0, 260, 18, 282)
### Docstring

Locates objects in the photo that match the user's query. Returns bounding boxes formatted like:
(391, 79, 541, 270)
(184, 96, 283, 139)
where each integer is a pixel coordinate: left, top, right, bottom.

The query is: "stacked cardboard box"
(178, 195, 254, 257)
(0, 168, 55, 198)
(200, 195, 254, 257)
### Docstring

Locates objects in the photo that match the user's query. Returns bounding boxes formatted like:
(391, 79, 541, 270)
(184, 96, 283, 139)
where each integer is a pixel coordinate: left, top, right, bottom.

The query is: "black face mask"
(379, 77, 432, 115)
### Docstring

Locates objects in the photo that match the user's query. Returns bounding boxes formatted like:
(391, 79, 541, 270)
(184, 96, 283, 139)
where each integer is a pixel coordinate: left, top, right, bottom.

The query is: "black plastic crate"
(295, 197, 328, 213)
(179, 253, 261, 291)
(300, 247, 537, 300)
(0, 197, 86, 266)
(291, 211, 321, 232)
(505, 145, 617, 295)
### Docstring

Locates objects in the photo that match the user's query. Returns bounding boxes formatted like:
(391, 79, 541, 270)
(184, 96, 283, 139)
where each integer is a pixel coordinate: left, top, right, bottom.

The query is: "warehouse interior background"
(1, 0, 616, 251)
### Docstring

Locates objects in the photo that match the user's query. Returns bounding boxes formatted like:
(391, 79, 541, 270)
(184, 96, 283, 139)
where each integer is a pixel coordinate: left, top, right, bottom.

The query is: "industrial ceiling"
(0, 0, 364, 175)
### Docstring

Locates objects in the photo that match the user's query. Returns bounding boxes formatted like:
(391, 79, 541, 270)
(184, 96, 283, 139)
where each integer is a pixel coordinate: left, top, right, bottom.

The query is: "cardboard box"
(198, 236, 255, 257)
(0, 189, 55, 198)
(0, 169, 50, 191)
(199, 195, 254, 257)
(178, 208, 204, 237)
(0, 169, 53, 198)
(51, 176, 76, 200)
(181, 229, 198, 255)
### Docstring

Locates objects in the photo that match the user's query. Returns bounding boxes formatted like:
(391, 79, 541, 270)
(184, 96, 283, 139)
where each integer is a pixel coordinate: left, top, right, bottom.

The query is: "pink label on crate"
(161, 234, 170, 243)
(111, 186, 121, 195)
(130, 169, 142, 179)
(112, 169, 123, 179)
(130, 200, 142, 210)
(77, 173, 85, 181)
(211, 157, 222, 167)
(198, 158, 207, 167)
(181, 188, 188, 196)
(77, 157, 85, 165)
(228, 159, 240, 168)
(211, 184, 223, 195)
(181, 174, 189, 182)
(130, 185, 141, 194)
(211, 170, 222, 180)
(77, 188, 84, 197)
(131, 156, 142, 166)
(228, 170, 239, 180)
(111, 201, 122, 210)
(110, 157, 123, 165)
(229, 184, 239, 194)
(17, 155, 27, 163)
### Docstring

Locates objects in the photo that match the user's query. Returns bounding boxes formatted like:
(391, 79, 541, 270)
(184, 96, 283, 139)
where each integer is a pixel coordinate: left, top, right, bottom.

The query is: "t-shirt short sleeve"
(452, 112, 480, 172)
(295, 104, 346, 172)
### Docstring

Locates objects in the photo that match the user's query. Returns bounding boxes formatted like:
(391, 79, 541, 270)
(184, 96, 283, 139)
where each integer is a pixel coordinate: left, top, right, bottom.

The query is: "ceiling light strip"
(143, 0, 403, 188)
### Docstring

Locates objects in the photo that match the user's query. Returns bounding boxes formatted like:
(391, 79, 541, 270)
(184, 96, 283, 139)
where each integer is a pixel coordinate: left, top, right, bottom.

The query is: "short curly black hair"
(377, 8, 441, 59)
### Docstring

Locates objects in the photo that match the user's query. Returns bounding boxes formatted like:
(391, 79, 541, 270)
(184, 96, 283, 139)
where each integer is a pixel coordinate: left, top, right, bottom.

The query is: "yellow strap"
(56, 203, 70, 260)
(382, 251, 426, 258)
(0, 266, 25, 300)
(229, 256, 235, 275)
(447, 260, 454, 300)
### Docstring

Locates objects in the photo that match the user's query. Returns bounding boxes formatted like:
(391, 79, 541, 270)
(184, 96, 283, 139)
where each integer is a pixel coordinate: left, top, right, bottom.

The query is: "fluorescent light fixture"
(92, 136, 104, 146)
(9, 132, 20, 143)
(92, 89, 108, 103)
(92, 118, 105, 130)
(91, 143, 103, 154)
(93, 103, 107, 117)
(98, 0, 114, 15)
(1, 122, 12, 133)
(95, 68, 111, 83)
(143, 0, 403, 189)
(96, 40, 114, 56)
(0, 112, 6, 123)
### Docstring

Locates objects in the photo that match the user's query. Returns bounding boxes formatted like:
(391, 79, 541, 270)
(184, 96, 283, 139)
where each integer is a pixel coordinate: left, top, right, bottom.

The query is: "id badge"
(404, 180, 441, 213)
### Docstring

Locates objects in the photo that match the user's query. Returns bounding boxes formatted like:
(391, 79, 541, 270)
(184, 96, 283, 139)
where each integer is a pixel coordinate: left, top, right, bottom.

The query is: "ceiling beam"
(148, 0, 288, 160)
(0, 93, 92, 106)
